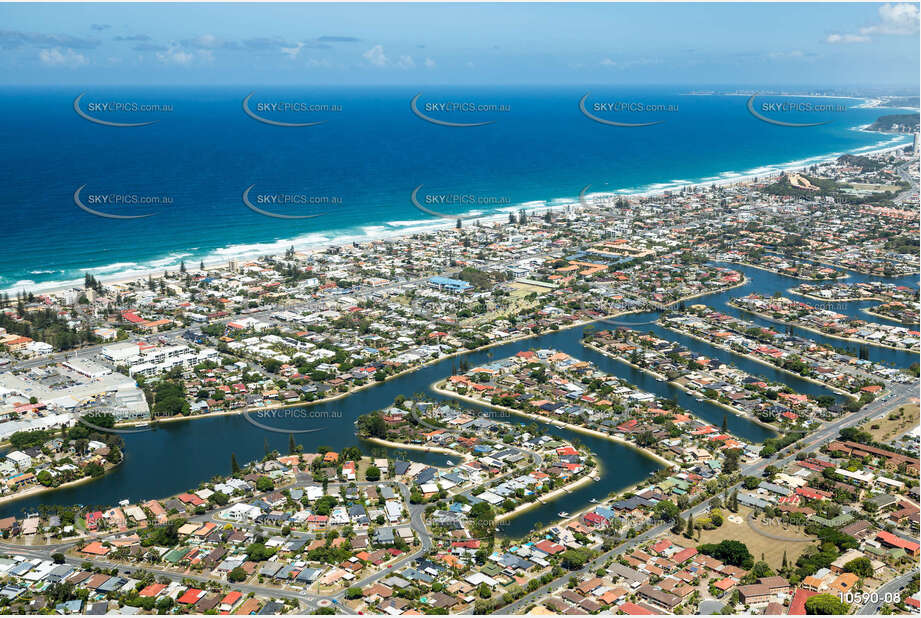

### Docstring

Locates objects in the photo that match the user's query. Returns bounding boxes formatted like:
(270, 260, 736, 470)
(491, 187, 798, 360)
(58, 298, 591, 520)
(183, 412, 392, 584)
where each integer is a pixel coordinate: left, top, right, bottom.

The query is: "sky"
(0, 2, 918, 88)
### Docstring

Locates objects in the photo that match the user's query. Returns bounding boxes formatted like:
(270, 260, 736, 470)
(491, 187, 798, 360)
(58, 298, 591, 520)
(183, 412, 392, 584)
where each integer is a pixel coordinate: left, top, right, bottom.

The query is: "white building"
(221, 503, 261, 522)
(5, 451, 32, 471)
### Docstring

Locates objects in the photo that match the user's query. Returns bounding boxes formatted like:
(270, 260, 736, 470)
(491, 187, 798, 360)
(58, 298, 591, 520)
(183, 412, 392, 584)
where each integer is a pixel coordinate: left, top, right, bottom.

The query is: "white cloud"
(827, 3, 918, 43)
(362, 44, 389, 67)
(189, 33, 220, 49)
(362, 44, 414, 69)
(156, 44, 195, 65)
(825, 33, 870, 44)
(424, 57, 436, 69)
(39, 48, 87, 67)
(281, 42, 304, 59)
(861, 3, 920, 35)
(600, 58, 616, 66)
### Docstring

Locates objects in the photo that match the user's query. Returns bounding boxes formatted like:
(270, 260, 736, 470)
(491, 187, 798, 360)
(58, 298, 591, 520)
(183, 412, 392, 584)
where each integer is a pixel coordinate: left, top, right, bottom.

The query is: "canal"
(2, 262, 916, 538)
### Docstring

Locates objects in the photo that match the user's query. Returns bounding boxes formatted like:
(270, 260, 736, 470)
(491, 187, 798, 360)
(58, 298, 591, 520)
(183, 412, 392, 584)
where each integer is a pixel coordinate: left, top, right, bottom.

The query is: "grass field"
(862, 403, 920, 443)
(508, 281, 551, 298)
(666, 506, 817, 571)
(847, 182, 902, 192)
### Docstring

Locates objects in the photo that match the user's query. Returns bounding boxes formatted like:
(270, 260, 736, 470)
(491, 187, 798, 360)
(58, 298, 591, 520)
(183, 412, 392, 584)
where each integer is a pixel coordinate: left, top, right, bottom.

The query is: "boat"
(655, 376, 665, 382)
(557, 511, 570, 518)
(589, 498, 598, 504)
(445, 460, 454, 466)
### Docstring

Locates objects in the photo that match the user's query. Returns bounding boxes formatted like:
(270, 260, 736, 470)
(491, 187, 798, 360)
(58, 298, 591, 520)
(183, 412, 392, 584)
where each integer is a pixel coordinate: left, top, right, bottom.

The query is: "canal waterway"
(3, 262, 915, 537)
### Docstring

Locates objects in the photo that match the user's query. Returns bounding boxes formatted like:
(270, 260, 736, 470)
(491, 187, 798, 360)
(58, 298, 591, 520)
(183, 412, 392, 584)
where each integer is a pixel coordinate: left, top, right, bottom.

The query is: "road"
(856, 570, 917, 615)
(502, 381, 918, 614)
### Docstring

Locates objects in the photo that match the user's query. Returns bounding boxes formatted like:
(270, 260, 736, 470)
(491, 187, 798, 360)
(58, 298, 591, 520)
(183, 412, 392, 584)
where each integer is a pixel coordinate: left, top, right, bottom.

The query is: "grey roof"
(97, 577, 127, 593)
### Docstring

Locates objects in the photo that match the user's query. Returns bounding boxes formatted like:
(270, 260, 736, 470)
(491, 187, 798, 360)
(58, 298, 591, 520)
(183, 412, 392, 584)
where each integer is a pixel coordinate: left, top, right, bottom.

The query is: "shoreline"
(732, 305, 919, 353)
(659, 322, 859, 399)
(787, 288, 880, 303)
(664, 275, 750, 306)
(862, 307, 918, 327)
(86, 289, 743, 435)
(93, 324, 567, 435)
(360, 436, 471, 462)
(494, 469, 597, 525)
(7, 137, 910, 298)
(431, 381, 677, 470)
(582, 341, 778, 433)
(0, 465, 117, 508)
(721, 259, 849, 282)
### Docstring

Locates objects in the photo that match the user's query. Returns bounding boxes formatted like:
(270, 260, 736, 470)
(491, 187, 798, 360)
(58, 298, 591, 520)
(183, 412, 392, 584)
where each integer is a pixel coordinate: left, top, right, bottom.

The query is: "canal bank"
(4, 259, 910, 534)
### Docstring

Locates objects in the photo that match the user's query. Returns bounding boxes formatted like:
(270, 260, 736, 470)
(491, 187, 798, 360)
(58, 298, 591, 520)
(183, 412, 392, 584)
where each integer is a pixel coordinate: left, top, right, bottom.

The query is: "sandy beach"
(15, 136, 910, 299)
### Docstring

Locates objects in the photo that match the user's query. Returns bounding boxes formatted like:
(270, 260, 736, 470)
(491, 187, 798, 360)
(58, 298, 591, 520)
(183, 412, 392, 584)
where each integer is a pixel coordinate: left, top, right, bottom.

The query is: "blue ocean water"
(0, 87, 911, 293)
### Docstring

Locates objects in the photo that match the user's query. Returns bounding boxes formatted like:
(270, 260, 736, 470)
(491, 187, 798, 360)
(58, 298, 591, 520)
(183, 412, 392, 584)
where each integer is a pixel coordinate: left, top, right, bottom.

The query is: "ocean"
(0, 86, 911, 294)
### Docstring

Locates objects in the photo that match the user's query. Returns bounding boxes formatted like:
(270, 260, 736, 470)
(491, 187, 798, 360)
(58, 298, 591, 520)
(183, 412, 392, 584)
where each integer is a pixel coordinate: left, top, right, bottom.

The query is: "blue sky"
(0, 3, 918, 88)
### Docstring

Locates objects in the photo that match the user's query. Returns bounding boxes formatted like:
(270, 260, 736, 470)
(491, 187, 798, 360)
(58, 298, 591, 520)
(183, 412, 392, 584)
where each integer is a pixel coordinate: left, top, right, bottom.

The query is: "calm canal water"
(3, 263, 916, 538)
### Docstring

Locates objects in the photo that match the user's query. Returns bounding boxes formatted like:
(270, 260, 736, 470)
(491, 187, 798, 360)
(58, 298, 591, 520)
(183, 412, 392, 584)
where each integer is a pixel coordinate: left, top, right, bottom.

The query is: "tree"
(365, 465, 381, 482)
(231, 453, 241, 474)
(685, 514, 695, 538)
(742, 561, 774, 584)
(288, 433, 297, 455)
(469, 501, 495, 536)
(255, 476, 274, 492)
(345, 587, 363, 599)
(51, 552, 65, 564)
(698, 540, 753, 569)
(843, 557, 873, 578)
(721, 414, 728, 432)
(804, 593, 849, 615)
(227, 566, 247, 582)
(724, 449, 740, 473)
(244, 542, 276, 562)
(654, 499, 680, 522)
(560, 548, 591, 570)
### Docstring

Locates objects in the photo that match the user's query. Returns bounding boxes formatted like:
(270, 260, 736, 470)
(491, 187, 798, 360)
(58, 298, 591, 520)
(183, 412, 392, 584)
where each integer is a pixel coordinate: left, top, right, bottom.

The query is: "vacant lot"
(847, 182, 902, 193)
(665, 506, 816, 571)
(862, 403, 919, 443)
(508, 281, 552, 299)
